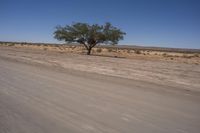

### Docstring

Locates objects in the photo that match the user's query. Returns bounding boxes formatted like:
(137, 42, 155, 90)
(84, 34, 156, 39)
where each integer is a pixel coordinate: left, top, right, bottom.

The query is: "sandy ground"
(0, 46, 200, 92)
(0, 46, 200, 133)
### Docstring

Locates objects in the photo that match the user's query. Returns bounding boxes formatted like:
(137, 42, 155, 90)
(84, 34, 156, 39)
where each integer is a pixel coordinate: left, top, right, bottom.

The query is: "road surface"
(0, 57, 200, 133)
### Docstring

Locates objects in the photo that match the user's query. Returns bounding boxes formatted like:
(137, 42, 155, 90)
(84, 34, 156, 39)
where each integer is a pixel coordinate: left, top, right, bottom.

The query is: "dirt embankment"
(0, 45, 200, 92)
(1, 42, 200, 64)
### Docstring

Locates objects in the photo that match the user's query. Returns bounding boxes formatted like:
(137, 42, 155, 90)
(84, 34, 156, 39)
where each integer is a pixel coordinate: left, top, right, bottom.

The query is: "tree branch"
(81, 42, 89, 50)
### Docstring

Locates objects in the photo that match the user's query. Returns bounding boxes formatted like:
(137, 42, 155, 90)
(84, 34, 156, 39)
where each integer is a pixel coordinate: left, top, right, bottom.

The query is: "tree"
(54, 22, 126, 55)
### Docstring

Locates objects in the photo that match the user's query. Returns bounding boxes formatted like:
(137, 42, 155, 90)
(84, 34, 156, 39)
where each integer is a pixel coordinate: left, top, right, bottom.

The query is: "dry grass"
(96, 48, 102, 53)
(1, 42, 200, 64)
(107, 49, 112, 52)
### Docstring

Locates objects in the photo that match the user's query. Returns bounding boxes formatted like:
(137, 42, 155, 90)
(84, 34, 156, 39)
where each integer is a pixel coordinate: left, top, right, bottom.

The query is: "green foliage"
(54, 22, 126, 55)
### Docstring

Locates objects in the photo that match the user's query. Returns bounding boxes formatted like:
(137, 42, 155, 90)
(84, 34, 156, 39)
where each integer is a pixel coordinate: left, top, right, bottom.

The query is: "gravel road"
(0, 47, 200, 133)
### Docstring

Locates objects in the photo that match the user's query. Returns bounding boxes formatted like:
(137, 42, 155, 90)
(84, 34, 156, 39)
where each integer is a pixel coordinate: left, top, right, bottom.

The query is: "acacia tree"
(54, 22, 126, 55)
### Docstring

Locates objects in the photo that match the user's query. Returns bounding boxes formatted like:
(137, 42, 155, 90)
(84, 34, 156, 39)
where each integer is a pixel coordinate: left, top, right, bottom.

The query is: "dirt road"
(0, 47, 200, 133)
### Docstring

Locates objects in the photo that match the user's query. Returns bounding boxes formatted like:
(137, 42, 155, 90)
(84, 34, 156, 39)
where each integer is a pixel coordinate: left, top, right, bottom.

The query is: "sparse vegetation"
(112, 49, 117, 53)
(194, 53, 199, 57)
(183, 54, 192, 58)
(71, 46, 76, 50)
(135, 50, 141, 54)
(108, 49, 112, 52)
(1, 41, 200, 65)
(96, 48, 102, 53)
(43, 48, 48, 51)
(8, 44, 15, 46)
(162, 53, 167, 57)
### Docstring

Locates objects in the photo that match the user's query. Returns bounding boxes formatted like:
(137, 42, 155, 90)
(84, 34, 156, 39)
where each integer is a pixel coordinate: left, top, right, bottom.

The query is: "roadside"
(0, 46, 200, 93)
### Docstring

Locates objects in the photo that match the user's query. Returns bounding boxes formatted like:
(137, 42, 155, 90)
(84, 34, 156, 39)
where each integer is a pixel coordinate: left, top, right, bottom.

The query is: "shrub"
(162, 53, 167, 57)
(183, 54, 192, 58)
(112, 49, 117, 52)
(8, 44, 15, 46)
(43, 48, 48, 51)
(194, 53, 199, 57)
(108, 48, 112, 52)
(135, 50, 141, 54)
(96, 48, 102, 53)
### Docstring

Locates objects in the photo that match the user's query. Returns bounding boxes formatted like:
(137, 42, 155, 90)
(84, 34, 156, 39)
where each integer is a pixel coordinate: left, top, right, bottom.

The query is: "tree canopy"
(54, 22, 126, 55)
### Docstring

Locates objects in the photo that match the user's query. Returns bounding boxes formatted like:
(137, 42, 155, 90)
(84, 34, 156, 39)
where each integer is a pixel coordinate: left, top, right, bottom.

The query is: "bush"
(183, 54, 192, 58)
(135, 50, 141, 54)
(96, 48, 102, 53)
(108, 49, 112, 52)
(162, 53, 167, 57)
(194, 53, 199, 57)
(8, 44, 15, 46)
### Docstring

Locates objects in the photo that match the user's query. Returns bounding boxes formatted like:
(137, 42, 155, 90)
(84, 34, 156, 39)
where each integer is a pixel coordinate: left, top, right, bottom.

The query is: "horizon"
(1, 0, 200, 49)
(1, 41, 200, 50)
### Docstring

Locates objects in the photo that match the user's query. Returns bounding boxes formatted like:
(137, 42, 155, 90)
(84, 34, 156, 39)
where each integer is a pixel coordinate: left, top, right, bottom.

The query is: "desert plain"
(0, 42, 200, 133)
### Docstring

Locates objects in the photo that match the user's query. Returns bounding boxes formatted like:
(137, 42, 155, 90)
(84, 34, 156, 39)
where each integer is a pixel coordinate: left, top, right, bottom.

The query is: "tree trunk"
(87, 48, 92, 55)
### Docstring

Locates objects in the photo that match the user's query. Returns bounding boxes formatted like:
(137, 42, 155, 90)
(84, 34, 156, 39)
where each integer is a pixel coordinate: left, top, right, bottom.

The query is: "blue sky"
(0, 0, 200, 48)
